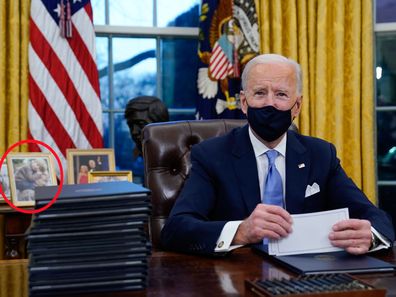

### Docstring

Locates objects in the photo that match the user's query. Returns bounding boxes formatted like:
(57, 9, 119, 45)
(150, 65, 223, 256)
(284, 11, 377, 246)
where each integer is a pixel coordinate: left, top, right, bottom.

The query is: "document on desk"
(268, 208, 349, 256)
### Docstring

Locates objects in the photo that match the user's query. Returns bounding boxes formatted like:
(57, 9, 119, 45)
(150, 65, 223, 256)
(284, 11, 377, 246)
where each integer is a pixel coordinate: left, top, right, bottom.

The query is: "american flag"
(209, 40, 234, 80)
(28, 0, 103, 170)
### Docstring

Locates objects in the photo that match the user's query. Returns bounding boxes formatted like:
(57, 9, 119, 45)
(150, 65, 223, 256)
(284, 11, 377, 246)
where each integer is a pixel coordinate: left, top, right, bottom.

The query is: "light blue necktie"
(263, 150, 284, 245)
(263, 150, 284, 208)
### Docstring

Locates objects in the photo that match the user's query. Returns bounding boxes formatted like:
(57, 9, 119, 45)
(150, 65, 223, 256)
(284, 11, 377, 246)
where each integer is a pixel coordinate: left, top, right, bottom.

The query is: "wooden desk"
(1, 247, 396, 297)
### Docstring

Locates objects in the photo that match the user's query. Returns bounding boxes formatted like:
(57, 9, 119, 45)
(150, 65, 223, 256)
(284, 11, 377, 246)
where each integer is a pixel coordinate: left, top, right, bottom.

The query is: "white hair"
(241, 54, 303, 96)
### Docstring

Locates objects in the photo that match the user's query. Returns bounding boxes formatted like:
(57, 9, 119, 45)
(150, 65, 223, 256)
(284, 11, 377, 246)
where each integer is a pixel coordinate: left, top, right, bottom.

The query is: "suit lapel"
(285, 131, 310, 213)
(232, 125, 261, 215)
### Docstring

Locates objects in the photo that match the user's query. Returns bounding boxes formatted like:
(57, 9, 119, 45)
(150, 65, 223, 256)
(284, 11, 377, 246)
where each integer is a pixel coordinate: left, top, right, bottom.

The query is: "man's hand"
(329, 219, 372, 255)
(233, 204, 293, 245)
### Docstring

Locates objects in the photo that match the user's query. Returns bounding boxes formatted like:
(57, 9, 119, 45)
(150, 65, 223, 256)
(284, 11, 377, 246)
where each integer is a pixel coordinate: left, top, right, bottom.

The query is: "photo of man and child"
(8, 155, 56, 205)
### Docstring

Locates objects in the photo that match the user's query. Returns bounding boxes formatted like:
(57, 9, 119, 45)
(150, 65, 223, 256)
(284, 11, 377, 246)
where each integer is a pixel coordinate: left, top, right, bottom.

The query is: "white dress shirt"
(215, 128, 287, 252)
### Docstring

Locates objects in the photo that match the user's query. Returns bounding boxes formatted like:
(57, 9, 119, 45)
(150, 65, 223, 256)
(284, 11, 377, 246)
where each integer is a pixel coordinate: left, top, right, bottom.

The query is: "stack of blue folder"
(27, 181, 151, 296)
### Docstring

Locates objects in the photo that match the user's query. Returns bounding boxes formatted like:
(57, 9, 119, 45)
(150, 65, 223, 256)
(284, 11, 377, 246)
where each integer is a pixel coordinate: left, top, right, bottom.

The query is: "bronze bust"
(125, 96, 169, 154)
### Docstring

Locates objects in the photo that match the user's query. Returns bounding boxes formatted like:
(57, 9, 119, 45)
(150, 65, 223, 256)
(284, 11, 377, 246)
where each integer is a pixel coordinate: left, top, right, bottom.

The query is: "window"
(92, 0, 200, 183)
(375, 0, 396, 222)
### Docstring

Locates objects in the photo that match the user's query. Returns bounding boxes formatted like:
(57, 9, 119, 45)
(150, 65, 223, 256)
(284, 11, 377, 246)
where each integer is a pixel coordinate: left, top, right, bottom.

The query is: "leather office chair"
(142, 119, 246, 248)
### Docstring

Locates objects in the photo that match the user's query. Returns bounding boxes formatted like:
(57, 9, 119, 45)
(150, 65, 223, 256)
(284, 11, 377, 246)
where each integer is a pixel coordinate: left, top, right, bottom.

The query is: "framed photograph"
(67, 149, 116, 184)
(6, 153, 57, 207)
(0, 161, 10, 203)
(88, 171, 133, 183)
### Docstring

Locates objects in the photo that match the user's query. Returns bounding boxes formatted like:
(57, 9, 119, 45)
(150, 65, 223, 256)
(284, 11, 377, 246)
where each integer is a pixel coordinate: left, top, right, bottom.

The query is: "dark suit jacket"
(161, 125, 395, 255)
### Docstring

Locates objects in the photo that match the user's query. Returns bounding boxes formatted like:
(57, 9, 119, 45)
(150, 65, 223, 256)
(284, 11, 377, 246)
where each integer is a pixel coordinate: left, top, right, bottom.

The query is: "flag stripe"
(29, 74, 76, 153)
(27, 130, 42, 153)
(68, 10, 100, 97)
(212, 56, 229, 79)
(211, 54, 226, 74)
(210, 45, 222, 62)
(28, 106, 67, 170)
(216, 63, 228, 80)
(84, 2, 93, 23)
(73, 6, 95, 59)
(29, 23, 102, 147)
(210, 45, 224, 67)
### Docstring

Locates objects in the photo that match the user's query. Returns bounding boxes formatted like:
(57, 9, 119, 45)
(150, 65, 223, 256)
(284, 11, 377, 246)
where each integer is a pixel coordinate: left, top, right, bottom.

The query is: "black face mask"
(247, 105, 294, 142)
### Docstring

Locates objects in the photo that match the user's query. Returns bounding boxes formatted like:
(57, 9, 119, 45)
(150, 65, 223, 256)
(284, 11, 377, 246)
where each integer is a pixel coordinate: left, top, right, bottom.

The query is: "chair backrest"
(142, 119, 246, 248)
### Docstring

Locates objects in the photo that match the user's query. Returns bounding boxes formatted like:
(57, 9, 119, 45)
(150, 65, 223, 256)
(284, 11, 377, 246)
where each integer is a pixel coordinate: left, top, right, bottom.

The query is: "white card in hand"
(268, 208, 349, 256)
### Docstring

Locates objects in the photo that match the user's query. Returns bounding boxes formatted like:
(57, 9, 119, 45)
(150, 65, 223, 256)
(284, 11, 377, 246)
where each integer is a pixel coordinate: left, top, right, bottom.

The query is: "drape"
(257, 0, 376, 204)
(0, 0, 30, 259)
(0, 259, 28, 297)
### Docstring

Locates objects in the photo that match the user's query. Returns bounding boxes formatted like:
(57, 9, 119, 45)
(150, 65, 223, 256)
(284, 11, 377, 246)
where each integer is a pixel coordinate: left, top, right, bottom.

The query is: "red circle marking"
(0, 139, 64, 214)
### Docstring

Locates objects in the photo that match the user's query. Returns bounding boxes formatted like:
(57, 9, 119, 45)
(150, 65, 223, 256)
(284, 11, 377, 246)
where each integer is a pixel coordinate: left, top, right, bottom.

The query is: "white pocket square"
(305, 182, 320, 198)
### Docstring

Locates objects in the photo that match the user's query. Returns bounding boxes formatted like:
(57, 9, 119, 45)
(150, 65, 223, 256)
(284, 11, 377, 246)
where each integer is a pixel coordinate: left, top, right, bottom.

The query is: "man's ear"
(240, 91, 248, 115)
(292, 95, 303, 118)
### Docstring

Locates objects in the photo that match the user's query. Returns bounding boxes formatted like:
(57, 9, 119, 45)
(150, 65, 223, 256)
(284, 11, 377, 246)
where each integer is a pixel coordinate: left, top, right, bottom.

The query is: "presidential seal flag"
(196, 0, 259, 119)
(28, 0, 103, 170)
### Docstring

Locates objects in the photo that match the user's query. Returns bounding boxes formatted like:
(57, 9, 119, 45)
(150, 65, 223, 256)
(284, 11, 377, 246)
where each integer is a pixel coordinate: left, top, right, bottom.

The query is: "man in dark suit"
(161, 54, 394, 256)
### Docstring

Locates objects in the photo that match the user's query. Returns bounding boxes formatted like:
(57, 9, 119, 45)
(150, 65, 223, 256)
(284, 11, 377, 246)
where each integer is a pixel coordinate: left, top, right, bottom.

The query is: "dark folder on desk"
(35, 180, 150, 200)
(252, 244, 396, 275)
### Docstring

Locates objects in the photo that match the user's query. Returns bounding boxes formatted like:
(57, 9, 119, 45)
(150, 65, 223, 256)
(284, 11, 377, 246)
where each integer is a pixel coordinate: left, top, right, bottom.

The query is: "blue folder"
(252, 243, 396, 275)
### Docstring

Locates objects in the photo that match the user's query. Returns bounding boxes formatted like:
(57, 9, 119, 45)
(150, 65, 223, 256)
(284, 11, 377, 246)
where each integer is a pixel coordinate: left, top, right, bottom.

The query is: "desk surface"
(2, 247, 396, 297)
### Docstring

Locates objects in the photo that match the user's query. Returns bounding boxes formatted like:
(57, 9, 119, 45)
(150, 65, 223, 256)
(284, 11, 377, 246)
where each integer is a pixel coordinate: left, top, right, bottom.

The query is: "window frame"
(375, 21, 396, 187)
(93, 2, 199, 150)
